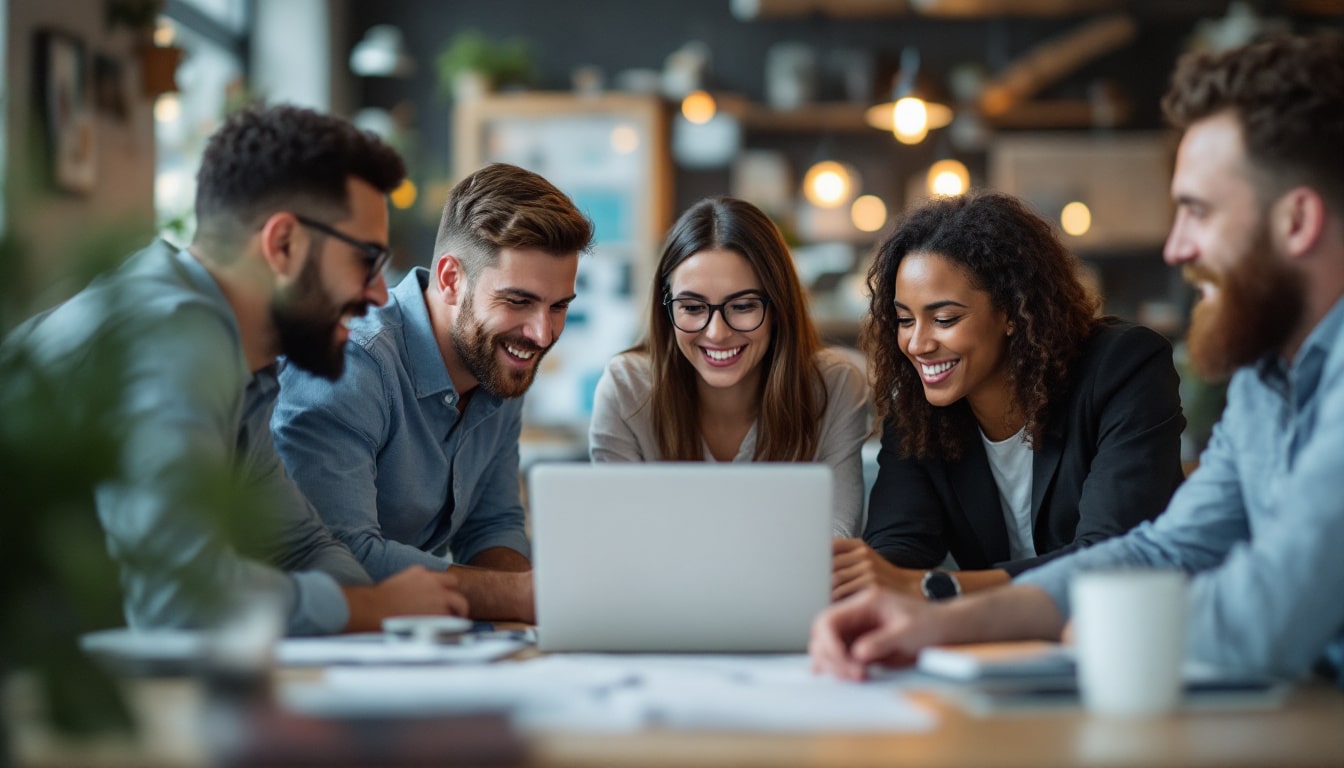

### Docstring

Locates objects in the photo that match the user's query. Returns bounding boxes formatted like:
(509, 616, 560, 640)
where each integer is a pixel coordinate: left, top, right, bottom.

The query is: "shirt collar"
(1256, 293, 1344, 404)
(394, 267, 457, 400)
(163, 239, 254, 391)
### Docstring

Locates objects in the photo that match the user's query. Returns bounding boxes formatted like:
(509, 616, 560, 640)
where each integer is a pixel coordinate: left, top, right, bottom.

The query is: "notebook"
(528, 463, 833, 652)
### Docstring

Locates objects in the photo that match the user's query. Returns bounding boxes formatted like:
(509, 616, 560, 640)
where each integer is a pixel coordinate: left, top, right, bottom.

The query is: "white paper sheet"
(287, 653, 936, 732)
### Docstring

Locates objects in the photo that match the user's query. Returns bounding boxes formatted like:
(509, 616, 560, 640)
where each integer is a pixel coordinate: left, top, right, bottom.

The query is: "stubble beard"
(451, 291, 547, 399)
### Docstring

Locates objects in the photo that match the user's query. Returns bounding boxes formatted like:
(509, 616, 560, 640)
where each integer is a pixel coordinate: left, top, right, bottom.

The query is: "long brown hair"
(863, 192, 1099, 461)
(638, 197, 825, 461)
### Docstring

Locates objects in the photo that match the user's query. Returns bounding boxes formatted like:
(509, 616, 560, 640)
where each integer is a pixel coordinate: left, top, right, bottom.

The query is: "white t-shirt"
(981, 427, 1036, 561)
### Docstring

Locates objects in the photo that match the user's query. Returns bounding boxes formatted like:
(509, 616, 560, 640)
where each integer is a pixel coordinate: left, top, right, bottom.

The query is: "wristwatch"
(920, 570, 962, 601)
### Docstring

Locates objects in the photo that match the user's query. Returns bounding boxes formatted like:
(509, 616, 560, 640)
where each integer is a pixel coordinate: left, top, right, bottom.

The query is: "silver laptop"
(528, 463, 832, 652)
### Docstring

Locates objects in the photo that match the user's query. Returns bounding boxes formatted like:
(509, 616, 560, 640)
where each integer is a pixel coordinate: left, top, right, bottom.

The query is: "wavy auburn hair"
(863, 192, 1099, 461)
(638, 197, 824, 461)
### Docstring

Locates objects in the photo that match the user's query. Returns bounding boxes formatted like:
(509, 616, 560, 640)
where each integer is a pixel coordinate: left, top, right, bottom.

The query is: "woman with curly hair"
(590, 197, 869, 536)
(831, 191, 1185, 600)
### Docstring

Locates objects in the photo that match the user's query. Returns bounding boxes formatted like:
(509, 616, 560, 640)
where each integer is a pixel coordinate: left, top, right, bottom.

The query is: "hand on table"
(342, 565, 470, 632)
(809, 587, 944, 681)
(831, 538, 925, 601)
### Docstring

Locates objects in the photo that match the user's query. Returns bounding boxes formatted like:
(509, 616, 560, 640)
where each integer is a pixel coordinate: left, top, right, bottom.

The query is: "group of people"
(4, 33, 1341, 687)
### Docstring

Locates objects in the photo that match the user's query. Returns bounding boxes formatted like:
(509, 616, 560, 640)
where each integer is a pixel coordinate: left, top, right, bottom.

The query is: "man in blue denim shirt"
(810, 34, 1344, 685)
(4, 106, 467, 634)
(274, 163, 594, 622)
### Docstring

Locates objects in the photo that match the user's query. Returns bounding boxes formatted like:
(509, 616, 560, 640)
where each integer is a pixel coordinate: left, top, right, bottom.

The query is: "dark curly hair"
(863, 191, 1099, 461)
(1162, 32, 1344, 217)
(194, 104, 406, 252)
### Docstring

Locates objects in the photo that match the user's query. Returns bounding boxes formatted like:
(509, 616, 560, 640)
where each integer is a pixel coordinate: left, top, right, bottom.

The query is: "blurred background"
(5, 0, 1342, 462)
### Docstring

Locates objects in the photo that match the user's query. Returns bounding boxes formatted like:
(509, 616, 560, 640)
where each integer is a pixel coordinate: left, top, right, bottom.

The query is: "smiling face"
(666, 247, 773, 399)
(1164, 111, 1304, 377)
(894, 251, 1013, 426)
(271, 177, 391, 380)
(447, 246, 578, 399)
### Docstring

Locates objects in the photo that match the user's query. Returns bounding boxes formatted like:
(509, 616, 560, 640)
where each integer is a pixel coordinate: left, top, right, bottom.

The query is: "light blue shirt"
(4, 241, 366, 635)
(1019, 295, 1344, 683)
(273, 268, 531, 581)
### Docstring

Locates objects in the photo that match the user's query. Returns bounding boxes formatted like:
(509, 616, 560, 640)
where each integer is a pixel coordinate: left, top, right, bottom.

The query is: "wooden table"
(11, 670, 1344, 768)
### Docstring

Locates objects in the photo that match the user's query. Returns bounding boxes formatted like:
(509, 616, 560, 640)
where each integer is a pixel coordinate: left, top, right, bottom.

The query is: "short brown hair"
(1162, 33, 1344, 215)
(433, 163, 594, 275)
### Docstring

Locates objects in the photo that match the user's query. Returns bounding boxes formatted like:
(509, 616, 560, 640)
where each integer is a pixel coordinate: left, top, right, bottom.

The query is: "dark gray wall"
(344, 0, 1340, 322)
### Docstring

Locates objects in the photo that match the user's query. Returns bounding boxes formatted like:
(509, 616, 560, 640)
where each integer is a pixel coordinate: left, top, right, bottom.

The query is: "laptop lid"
(529, 463, 832, 652)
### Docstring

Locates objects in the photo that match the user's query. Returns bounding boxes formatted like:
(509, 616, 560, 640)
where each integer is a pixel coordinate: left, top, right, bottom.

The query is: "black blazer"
(863, 318, 1186, 577)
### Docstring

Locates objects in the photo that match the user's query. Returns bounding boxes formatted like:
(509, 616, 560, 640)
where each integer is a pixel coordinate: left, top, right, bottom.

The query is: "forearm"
(449, 565, 535, 623)
(469, 546, 531, 572)
(346, 532, 451, 582)
(951, 568, 1011, 594)
(939, 584, 1066, 645)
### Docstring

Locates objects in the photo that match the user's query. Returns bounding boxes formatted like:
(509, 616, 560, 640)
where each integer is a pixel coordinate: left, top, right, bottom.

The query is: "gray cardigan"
(588, 347, 870, 537)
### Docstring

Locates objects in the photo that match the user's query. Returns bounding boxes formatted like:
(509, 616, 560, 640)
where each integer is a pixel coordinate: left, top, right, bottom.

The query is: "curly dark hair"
(195, 104, 406, 251)
(863, 191, 1099, 461)
(1162, 32, 1344, 216)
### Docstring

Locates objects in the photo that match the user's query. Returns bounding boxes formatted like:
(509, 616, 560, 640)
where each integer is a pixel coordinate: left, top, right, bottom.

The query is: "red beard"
(1183, 227, 1303, 381)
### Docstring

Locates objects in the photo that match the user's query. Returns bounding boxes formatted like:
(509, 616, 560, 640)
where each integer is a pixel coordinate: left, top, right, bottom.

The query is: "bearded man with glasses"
(2, 104, 469, 634)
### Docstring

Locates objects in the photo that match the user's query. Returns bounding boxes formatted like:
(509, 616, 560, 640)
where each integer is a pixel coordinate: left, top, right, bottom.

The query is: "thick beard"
(451, 290, 546, 399)
(1185, 227, 1303, 381)
(271, 245, 364, 381)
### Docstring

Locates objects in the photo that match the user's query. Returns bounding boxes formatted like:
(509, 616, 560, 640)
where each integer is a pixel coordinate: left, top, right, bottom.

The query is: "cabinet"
(453, 92, 673, 430)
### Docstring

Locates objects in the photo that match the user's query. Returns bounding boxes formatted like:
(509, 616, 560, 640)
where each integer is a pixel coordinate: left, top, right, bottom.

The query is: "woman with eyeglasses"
(589, 196, 869, 537)
(831, 191, 1186, 602)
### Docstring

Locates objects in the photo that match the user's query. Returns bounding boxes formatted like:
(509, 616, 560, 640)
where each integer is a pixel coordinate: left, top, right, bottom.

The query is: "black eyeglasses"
(663, 294, 770, 333)
(294, 214, 392, 287)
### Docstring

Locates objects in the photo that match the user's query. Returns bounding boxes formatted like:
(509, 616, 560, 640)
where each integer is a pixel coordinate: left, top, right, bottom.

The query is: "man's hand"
(831, 538, 924, 601)
(449, 566, 536, 623)
(342, 565, 470, 632)
(809, 587, 945, 681)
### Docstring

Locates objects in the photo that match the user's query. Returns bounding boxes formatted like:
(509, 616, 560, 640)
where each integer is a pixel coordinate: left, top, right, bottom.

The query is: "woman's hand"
(830, 538, 926, 602)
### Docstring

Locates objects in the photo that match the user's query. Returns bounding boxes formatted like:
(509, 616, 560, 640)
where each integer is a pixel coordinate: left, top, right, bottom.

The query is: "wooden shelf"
(716, 95, 876, 133)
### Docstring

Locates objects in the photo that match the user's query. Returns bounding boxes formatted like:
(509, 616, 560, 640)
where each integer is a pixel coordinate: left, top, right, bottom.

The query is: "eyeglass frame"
(662, 292, 771, 333)
(293, 214, 393, 287)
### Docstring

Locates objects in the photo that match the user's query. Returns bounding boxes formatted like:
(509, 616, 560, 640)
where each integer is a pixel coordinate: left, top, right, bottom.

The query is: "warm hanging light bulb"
(927, 159, 970, 197)
(803, 161, 857, 208)
(893, 97, 929, 145)
(851, 195, 888, 233)
(681, 90, 717, 125)
(1061, 201, 1092, 236)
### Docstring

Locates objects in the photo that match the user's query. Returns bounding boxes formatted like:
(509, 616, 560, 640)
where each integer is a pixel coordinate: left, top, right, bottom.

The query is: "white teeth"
(921, 360, 958, 377)
(704, 346, 743, 362)
(505, 344, 535, 360)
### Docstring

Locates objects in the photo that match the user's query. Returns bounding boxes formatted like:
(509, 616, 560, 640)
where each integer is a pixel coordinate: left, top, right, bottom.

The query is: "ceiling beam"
(978, 14, 1137, 117)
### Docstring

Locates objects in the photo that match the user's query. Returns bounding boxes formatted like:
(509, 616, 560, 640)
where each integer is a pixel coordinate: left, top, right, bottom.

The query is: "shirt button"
(444, 394, 456, 406)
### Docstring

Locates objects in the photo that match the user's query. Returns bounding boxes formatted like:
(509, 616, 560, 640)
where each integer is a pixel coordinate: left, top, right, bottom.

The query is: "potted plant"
(436, 30, 534, 101)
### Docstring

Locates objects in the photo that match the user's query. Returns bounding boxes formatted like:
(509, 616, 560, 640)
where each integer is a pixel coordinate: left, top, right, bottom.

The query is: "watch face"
(922, 571, 959, 600)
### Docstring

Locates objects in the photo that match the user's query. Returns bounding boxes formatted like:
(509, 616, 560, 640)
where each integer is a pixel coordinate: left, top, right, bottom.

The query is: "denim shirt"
(1019, 296, 1344, 683)
(273, 268, 530, 581)
(4, 240, 364, 635)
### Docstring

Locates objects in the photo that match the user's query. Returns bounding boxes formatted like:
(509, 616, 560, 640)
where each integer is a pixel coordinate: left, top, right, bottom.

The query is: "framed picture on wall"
(35, 29, 97, 194)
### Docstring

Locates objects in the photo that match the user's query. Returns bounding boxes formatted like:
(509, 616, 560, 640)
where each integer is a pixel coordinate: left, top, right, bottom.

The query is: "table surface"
(11, 663, 1344, 768)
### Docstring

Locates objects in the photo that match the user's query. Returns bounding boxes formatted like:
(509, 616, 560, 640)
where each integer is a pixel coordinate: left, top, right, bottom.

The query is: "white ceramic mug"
(1070, 569, 1189, 717)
